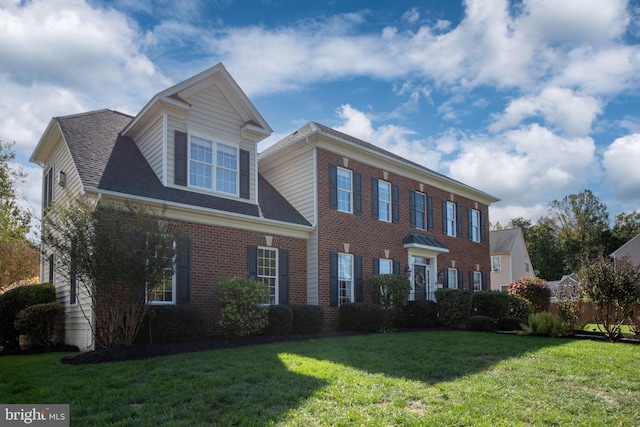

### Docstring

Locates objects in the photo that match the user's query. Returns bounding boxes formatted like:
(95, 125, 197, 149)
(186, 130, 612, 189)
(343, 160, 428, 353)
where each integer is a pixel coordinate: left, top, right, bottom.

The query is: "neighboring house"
(31, 63, 500, 350)
(547, 274, 579, 303)
(611, 233, 640, 266)
(489, 228, 535, 291)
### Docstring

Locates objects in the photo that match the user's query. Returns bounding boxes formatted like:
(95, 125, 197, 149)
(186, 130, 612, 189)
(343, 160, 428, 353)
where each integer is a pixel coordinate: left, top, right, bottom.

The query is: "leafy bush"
(13, 302, 64, 348)
(0, 283, 57, 349)
(401, 300, 439, 328)
(496, 317, 524, 331)
(339, 303, 387, 332)
(507, 277, 550, 313)
(136, 305, 207, 344)
(524, 312, 569, 337)
(291, 304, 324, 334)
(218, 277, 269, 337)
(473, 291, 510, 320)
(466, 315, 495, 332)
(435, 289, 474, 329)
(366, 274, 411, 329)
(508, 295, 533, 324)
(263, 305, 293, 336)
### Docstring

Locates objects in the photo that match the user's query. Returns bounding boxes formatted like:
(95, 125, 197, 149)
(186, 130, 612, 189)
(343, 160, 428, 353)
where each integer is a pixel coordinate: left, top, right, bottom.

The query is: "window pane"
(216, 168, 237, 194)
(416, 193, 426, 229)
(191, 136, 213, 163)
(337, 168, 352, 212)
(338, 254, 353, 305)
(379, 181, 391, 222)
(448, 268, 458, 289)
(190, 136, 213, 189)
(217, 144, 237, 170)
(447, 202, 456, 236)
(258, 248, 278, 304)
(379, 259, 392, 275)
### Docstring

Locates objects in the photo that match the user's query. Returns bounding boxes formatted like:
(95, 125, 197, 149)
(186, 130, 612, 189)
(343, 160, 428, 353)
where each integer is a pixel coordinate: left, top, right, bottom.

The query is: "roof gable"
(490, 228, 522, 253)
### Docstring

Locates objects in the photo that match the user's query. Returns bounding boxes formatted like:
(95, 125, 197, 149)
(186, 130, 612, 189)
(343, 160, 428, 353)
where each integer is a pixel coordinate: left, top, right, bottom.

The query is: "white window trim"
(491, 256, 501, 272)
(446, 201, 456, 237)
(258, 246, 279, 305)
(187, 131, 240, 197)
(337, 167, 353, 214)
(338, 253, 354, 305)
(471, 209, 480, 242)
(379, 258, 393, 275)
(415, 191, 427, 230)
(447, 267, 458, 289)
(146, 241, 177, 305)
(472, 271, 482, 291)
(379, 180, 391, 223)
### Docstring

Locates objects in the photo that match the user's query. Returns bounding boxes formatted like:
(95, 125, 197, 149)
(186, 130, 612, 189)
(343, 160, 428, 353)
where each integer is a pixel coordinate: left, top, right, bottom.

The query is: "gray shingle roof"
(57, 109, 310, 226)
(489, 228, 520, 253)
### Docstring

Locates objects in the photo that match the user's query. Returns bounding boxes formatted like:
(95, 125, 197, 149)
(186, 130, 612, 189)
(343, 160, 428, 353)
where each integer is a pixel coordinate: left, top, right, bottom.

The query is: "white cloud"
(603, 133, 640, 200)
(489, 87, 602, 136)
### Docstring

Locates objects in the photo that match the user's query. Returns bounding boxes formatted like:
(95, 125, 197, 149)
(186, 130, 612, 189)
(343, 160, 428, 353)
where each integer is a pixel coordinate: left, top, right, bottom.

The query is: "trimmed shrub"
(496, 317, 524, 331)
(525, 312, 569, 337)
(218, 277, 269, 337)
(508, 295, 533, 324)
(507, 277, 551, 313)
(339, 303, 387, 332)
(0, 283, 57, 349)
(466, 315, 495, 332)
(13, 301, 64, 348)
(473, 291, 510, 320)
(401, 300, 438, 328)
(435, 288, 474, 329)
(136, 305, 207, 344)
(263, 305, 293, 336)
(291, 304, 324, 334)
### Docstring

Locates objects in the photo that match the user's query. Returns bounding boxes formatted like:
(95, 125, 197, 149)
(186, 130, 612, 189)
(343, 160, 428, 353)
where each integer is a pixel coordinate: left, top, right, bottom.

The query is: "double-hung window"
(338, 253, 354, 305)
(189, 134, 238, 196)
(379, 259, 392, 275)
(337, 167, 352, 213)
(470, 209, 480, 242)
(378, 180, 391, 222)
(491, 256, 501, 272)
(258, 247, 278, 304)
(415, 192, 426, 230)
(445, 201, 456, 237)
(147, 241, 176, 304)
(447, 267, 458, 289)
(472, 271, 482, 291)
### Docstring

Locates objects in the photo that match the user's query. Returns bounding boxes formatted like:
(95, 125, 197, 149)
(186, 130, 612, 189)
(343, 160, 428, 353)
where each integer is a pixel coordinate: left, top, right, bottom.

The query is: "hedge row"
(0, 283, 57, 349)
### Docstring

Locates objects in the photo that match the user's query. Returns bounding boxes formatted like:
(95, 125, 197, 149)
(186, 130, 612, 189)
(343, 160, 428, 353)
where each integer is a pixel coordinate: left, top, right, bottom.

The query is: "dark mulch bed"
(59, 331, 361, 365)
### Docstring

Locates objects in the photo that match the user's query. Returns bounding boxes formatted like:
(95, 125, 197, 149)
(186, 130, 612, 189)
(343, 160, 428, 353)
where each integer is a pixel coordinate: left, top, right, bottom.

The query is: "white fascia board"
(84, 187, 314, 239)
(403, 243, 450, 254)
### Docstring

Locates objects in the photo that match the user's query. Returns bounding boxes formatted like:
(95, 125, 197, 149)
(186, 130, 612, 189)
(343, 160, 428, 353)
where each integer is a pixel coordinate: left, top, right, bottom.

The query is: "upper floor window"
(337, 167, 352, 213)
(258, 247, 278, 304)
(414, 192, 426, 230)
(189, 134, 238, 196)
(445, 201, 456, 237)
(378, 180, 391, 222)
(491, 256, 501, 272)
(470, 209, 481, 242)
(43, 167, 54, 214)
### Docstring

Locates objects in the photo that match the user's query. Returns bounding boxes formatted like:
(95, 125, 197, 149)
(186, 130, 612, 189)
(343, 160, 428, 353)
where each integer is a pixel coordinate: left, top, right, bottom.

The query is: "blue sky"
(2, 0, 640, 230)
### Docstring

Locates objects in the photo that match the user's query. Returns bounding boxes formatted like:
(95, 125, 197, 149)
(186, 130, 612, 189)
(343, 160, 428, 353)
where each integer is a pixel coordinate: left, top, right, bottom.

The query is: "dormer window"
(189, 133, 238, 196)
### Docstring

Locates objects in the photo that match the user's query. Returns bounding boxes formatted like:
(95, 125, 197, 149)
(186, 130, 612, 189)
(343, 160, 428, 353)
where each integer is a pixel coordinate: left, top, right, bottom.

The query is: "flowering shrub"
(507, 277, 550, 313)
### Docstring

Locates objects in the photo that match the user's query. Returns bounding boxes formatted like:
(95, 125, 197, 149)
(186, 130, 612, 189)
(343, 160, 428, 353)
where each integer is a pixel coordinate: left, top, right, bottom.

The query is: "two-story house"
(31, 63, 500, 349)
(489, 228, 535, 291)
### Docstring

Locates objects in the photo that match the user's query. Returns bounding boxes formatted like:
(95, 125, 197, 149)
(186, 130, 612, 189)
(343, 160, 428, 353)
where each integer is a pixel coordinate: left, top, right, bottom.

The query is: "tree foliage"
(578, 254, 640, 341)
(41, 197, 182, 348)
(0, 240, 39, 289)
(526, 217, 565, 280)
(0, 141, 32, 243)
(507, 277, 550, 313)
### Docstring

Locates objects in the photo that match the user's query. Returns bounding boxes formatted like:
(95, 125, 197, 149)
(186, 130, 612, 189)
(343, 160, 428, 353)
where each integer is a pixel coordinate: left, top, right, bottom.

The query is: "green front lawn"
(1, 331, 639, 426)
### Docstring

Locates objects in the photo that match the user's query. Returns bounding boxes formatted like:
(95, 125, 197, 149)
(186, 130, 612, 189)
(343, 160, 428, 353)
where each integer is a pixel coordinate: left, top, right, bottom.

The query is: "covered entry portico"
(403, 232, 449, 302)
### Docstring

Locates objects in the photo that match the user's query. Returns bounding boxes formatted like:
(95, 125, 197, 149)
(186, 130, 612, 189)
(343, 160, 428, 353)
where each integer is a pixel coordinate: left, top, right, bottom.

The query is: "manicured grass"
(583, 323, 635, 335)
(1, 331, 639, 426)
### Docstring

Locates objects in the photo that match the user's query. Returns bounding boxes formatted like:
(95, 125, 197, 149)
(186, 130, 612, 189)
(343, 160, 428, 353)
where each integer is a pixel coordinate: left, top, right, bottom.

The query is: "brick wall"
(170, 218, 307, 336)
(316, 148, 491, 330)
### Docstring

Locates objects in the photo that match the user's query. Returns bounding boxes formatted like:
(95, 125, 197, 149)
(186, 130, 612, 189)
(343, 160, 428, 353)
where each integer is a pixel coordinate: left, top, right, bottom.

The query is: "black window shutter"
(354, 171, 362, 215)
(442, 267, 448, 289)
(410, 190, 416, 228)
(468, 207, 473, 240)
(442, 200, 448, 235)
(427, 195, 434, 231)
(330, 252, 338, 307)
(329, 164, 338, 209)
(174, 130, 188, 186)
(70, 273, 77, 305)
(48, 254, 54, 283)
(373, 257, 380, 275)
(239, 149, 250, 199)
(371, 177, 379, 219)
(392, 183, 400, 224)
(355, 255, 363, 303)
(279, 249, 289, 304)
(247, 246, 258, 280)
(480, 211, 487, 243)
(458, 268, 464, 289)
(393, 260, 401, 275)
(469, 271, 474, 291)
(482, 272, 487, 290)
(456, 203, 463, 238)
(176, 240, 191, 304)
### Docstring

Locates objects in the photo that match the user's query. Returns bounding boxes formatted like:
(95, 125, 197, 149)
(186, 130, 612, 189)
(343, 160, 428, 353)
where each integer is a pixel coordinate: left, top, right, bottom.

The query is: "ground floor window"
(338, 253, 353, 305)
(447, 267, 458, 289)
(378, 258, 392, 275)
(146, 242, 176, 304)
(258, 247, 278, 304)
(472, 271, 482, 291)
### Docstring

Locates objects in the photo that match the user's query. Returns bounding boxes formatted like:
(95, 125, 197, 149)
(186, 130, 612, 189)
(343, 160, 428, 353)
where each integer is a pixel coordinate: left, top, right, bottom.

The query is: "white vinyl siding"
(134, 115, 164, 181)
